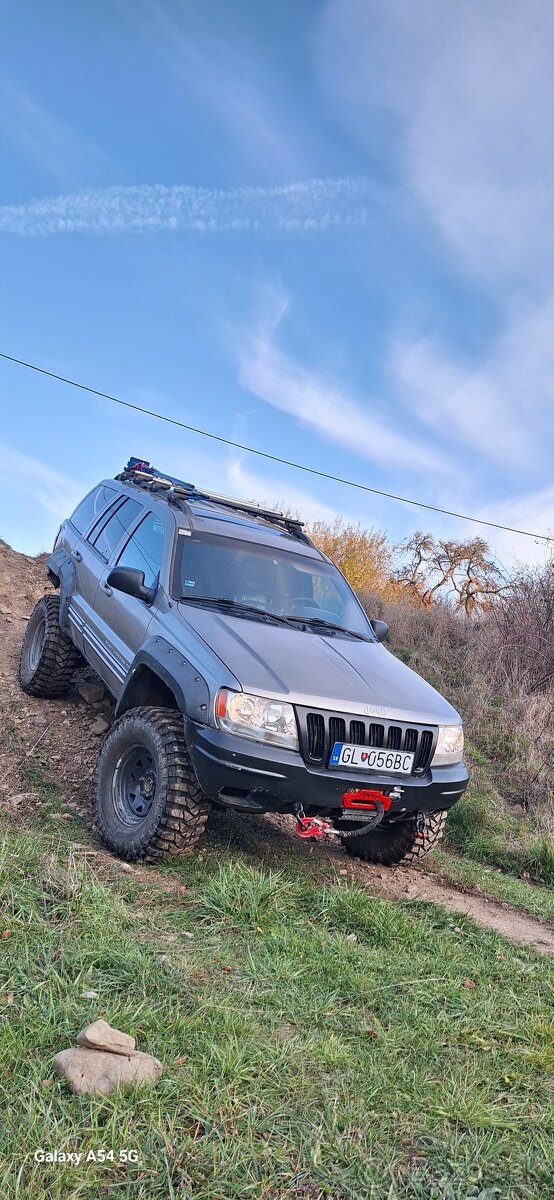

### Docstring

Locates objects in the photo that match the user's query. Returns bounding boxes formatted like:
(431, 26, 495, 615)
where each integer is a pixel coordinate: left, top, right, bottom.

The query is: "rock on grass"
(76, 1019, 135, 1055)
(54, 1048, 163, 1096)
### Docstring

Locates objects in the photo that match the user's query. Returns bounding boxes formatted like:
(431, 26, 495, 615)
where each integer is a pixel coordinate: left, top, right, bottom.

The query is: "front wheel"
(93, 706, 211, 862)
(337, 810, 448, 866)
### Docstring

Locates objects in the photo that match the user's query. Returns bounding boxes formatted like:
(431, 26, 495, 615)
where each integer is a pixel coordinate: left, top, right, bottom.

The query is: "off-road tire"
(18, 595, 81, 697)
(339, 810, 448, 867)
(93, 706, 211, 862)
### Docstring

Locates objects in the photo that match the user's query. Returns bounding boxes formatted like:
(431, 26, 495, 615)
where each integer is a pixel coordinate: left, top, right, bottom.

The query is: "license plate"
(329, 743, 415, 774)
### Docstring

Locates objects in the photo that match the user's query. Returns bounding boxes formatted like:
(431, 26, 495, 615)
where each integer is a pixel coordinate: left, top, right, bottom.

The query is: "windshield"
(173, 532, 372, 638)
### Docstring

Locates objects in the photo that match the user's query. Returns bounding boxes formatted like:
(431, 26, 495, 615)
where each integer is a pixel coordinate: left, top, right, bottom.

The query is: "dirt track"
(1, 538, 553, 955)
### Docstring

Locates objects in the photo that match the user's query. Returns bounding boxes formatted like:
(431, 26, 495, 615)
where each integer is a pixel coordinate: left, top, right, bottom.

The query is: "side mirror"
(107, 566, 157, 605)
(370, 618, 389, 643)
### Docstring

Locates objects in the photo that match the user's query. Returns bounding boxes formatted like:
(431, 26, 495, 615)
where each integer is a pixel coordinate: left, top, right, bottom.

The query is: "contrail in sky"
(0, 176, 378, 237)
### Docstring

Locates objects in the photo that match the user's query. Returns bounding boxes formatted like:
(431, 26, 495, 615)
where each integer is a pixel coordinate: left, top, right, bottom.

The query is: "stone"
(78, 682, 105, 705)
(54, 1047, 163, 1096)
(90, 717, 109, 736)
(5, 793, 36, 808)
(76, 1019, 135, 1055)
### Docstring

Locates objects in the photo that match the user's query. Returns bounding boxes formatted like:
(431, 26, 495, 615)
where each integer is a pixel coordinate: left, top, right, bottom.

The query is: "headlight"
(215, 689, 299, 751)
(432, 724, 464, 766)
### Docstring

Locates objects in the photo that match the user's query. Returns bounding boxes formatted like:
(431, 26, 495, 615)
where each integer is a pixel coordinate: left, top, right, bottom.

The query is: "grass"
(426, 849, 554, 924)
(1, 821, 553, 1199)
(444, 787, 554, 888)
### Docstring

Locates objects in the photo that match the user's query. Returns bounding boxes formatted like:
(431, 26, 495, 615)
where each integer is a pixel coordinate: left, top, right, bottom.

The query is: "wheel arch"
(115, 640, 211, 721)
(46, 548, 76, 631)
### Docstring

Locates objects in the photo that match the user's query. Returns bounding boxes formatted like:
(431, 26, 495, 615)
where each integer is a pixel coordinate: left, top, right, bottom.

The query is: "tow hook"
(293, 802, 385, 841)
(293, 802, 332, 839)
(415, 811, 427, 839)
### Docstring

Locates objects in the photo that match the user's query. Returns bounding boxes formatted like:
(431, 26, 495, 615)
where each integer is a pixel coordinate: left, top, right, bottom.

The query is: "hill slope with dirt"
(0, 537, 553, 953)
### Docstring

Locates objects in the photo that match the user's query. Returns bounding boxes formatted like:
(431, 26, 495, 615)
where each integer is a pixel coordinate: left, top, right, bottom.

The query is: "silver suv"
(18, 459, 468, 866)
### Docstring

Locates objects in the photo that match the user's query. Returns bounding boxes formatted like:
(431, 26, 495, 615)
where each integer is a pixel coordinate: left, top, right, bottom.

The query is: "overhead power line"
(0, 349, 551, 544)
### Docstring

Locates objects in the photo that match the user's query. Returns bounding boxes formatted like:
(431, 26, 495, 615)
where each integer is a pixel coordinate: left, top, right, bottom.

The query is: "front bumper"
(185, 719, 469, 817)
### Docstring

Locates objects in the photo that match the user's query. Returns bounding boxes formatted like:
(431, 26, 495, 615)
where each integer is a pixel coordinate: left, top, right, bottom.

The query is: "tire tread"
(93, 706, 210, 862)
(343, 810, 447, 866)
(18, 595, 80, 698)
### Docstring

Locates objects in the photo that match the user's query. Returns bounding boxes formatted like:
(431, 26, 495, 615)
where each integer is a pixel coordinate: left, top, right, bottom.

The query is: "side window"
(70, 485, 117, 535)
(116, 512, 165, 589)
(91, 498, 143, 562)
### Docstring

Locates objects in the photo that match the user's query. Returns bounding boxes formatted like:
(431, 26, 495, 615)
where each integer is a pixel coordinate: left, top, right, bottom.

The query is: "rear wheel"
(18, 595, 81, 697)
(337, 810, 448, 866)
(93, 706, 211, 861)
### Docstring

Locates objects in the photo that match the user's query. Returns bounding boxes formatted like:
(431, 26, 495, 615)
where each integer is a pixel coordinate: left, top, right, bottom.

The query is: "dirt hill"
(0, 539, 112, 830)
(0, 539, 552, 953)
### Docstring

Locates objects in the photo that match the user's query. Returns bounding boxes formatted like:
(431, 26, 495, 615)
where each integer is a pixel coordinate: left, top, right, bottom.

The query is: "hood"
(177, 604, 460, 726)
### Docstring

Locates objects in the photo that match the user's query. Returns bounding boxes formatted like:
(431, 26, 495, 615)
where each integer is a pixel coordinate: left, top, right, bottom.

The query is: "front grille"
(350, 720, 365, 745)
(306, 713, 325, 759)
(297, 707, 437, 775)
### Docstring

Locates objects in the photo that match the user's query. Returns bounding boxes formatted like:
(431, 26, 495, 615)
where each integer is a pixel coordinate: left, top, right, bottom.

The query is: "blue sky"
(1, 0, 553, 567)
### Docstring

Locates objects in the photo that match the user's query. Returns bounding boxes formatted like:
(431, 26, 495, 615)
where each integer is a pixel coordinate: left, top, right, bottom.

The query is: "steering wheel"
(285, 597, 322, 615)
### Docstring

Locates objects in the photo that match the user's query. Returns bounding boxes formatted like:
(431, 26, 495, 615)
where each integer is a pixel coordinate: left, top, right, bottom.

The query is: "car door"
(91, 508, 167, 697)
(64, 483, 120, 654)
(77, 496, 145, 686)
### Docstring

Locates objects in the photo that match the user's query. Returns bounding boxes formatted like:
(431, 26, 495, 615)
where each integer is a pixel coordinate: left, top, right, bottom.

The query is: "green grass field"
(1, 821, 553, 1200)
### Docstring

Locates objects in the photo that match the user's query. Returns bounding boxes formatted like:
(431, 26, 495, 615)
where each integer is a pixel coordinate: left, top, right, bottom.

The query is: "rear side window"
(117, 512, 165, 588)
(70, 485, 117, 535)
(91, 498, 143, 562)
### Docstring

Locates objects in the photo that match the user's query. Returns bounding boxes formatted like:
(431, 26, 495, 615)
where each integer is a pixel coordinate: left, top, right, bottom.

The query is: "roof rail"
(116, 458, 311, 543)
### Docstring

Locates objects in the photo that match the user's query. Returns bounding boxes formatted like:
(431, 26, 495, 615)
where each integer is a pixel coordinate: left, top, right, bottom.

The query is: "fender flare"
(46, 548, 76, 632)
(115, 637, 212, 722)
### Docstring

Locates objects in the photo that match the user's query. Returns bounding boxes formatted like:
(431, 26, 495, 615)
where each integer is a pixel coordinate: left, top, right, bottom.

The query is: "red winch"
(293, 789, 395, 841)
(342, 789, 393, 812)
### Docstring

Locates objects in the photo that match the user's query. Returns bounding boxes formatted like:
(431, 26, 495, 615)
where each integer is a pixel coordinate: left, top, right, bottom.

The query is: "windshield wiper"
(285, 615, 369, 641)
(179, 597, 369, 638)
(179, 596, 296, 626)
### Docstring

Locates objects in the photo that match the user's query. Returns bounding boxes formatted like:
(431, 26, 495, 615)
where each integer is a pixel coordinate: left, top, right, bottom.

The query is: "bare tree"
(488, 559, 554, 691)
(396, 532, 503, 615)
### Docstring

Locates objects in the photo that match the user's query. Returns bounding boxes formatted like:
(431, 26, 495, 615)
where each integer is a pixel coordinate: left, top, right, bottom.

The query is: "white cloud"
(144, 2, 314, 183)
(477, 485, 554, 570)
(391, 297, 554, 468)
(226, 457, 344, 526)
(237, 296, 455, 481)
(0, 177, 375, 238)
(0, 70, 109, 189)
(318, 0, 554, 284)
(316, 1, 554, 528)
(2, 443, 82, 518)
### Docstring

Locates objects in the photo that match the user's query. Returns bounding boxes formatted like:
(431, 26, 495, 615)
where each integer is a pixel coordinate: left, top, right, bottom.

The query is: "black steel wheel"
(19, 595, 81, 697)
(112, 745, 158, 824)
(93, 706, 211, 861)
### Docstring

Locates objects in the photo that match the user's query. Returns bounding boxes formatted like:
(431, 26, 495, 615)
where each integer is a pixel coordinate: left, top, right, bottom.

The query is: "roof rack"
(116, 458, 311, 543)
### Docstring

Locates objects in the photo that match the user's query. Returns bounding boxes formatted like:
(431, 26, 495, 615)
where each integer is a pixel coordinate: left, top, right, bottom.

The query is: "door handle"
(101, 582, 112, 596)
(72, 550, 82, 562)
